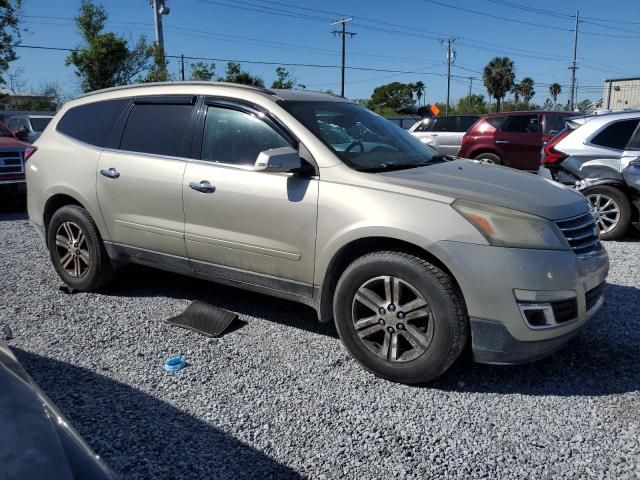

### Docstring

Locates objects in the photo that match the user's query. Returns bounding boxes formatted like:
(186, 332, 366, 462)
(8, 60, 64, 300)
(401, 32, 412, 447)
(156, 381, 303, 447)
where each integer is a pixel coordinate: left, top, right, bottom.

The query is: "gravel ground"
(1, 202, 639, 479)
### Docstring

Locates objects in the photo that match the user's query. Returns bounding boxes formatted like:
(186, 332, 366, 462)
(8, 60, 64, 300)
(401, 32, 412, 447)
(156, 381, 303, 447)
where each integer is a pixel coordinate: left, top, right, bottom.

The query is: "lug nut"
(387, 326, 395, 333)
(379, 308, 386, 315)
(379, 319, 386, 326)
(396, 323, 404, 330)
(397, 311, 405, 319)
(388, 304, 396, 312)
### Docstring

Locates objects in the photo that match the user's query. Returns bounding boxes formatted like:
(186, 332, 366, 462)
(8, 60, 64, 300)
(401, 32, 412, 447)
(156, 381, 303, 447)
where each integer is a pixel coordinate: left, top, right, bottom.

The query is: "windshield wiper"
(429, 154, 457, 162)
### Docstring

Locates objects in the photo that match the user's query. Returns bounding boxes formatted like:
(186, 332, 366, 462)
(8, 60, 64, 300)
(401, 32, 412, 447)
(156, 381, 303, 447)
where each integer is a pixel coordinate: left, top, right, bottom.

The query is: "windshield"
(30, 117, 52, 132)
(279, 101, 437, 172)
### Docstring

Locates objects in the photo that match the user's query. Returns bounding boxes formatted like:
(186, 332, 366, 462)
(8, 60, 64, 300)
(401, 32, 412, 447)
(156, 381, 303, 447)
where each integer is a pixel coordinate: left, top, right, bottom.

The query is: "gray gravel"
(1, 206, 639, 479)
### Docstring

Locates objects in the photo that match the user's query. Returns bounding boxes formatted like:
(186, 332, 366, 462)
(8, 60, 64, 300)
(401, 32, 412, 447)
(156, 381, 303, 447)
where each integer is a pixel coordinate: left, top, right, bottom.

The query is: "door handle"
(495, 140, 509, 144)
(189, 180, 216, 193)
(428, 133, 438, 137)
(100, 168, 120, 179)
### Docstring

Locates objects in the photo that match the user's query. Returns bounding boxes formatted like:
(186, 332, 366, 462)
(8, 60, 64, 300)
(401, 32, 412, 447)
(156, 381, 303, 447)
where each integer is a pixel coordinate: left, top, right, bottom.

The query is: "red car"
(0, 121, 34, 194)
(458, 111, 575, 171)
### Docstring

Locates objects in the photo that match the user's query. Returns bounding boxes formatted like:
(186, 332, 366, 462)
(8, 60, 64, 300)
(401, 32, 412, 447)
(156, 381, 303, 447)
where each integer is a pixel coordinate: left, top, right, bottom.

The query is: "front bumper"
(433, 240, 609, 361)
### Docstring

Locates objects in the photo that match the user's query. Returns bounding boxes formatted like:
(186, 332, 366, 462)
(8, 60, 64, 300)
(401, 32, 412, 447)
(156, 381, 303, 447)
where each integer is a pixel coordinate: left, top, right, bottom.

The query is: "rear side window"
(591, 119, 640, 150)
(485, 116, 506, 129)
(7, 117, 18, 130)
(201, 106, 290, 165)
(543, 115, 566, 135)
(502, 114, 539, 134)
(626, 122, 640, 150)
(431, 116, 458, 132)
(57, 99, 129, 147)
(459, 116, 479, 131)
(30, 117, 51, 133)
(413, 119, 432, 132)
(120, 103, 195, 157)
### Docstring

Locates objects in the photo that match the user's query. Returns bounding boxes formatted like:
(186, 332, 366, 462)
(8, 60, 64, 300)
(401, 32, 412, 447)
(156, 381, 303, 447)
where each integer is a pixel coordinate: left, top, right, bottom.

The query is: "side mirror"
(15, 128, 29, 142)
(254, 146, 301, 173)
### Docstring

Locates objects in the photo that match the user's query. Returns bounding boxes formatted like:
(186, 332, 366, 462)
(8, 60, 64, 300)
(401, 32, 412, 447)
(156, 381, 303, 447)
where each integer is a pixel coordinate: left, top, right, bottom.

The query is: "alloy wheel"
(587, 193, 621, 235)
(54, 221, 91, 278)
(351, 275, 434, 363)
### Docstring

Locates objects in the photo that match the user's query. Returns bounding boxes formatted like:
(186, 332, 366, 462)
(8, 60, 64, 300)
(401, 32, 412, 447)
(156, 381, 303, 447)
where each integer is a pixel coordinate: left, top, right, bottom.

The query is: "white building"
(603, 77, 640, 111)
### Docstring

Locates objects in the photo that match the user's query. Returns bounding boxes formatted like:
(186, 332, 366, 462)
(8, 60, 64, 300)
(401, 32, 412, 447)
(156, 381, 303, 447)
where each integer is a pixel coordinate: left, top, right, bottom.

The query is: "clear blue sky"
(10, 0, 640, 106)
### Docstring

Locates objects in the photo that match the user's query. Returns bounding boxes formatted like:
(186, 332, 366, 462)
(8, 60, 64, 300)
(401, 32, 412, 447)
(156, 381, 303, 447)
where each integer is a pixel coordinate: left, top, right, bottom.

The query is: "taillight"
(542, 129, 571, 165)
(23, 146, 37, 162)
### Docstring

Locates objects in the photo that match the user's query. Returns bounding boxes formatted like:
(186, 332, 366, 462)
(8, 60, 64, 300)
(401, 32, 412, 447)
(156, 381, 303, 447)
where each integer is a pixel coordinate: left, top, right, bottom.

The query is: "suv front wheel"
(333, 251, 467, 384)
(47, 205, 113, 291)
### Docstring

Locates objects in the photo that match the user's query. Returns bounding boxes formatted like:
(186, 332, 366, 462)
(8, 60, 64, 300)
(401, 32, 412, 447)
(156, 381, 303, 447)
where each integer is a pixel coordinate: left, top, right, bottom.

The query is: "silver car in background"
(539, 111, 640, 239)
(408, 115, 479, 156)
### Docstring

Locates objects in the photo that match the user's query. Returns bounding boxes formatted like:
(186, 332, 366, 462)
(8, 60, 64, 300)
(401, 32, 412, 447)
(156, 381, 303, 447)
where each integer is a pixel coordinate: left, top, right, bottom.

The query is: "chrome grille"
(555, 212, 602, 255)
(0, 150, 24, 176)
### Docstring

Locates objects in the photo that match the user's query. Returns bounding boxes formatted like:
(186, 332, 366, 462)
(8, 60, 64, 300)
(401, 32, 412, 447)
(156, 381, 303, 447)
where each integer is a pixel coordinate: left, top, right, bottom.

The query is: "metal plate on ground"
(166, 301, 238, 337)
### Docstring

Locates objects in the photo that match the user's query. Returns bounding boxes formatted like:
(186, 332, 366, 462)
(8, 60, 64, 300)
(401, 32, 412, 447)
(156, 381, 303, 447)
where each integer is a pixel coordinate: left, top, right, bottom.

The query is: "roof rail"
(79, 81, 276, 98)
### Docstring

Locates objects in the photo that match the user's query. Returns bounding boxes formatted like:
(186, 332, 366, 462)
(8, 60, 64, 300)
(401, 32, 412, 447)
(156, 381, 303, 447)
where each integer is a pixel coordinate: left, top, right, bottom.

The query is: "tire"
(474, 152, 502, 165)
(333, 251, 468, 384)
(47, 205, 113, 291)
(583, 185, 631, 241)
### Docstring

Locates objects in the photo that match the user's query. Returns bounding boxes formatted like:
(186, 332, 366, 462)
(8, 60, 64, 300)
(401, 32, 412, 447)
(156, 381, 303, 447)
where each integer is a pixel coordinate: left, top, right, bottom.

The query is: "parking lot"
(1, 199, 638, 479)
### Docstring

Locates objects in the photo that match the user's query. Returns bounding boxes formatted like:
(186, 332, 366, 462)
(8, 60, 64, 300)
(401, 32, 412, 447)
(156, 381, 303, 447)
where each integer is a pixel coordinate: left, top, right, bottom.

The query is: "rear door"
(495, 113, 541, 170)
(428, 116, 460, 155)
(622, 121, 640, 190)
(97, 95, 197, 258)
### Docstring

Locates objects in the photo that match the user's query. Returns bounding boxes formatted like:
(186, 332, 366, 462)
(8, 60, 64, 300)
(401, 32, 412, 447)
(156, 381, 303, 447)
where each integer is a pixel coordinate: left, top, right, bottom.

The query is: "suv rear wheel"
(47, 205, 113, 291)
(333, 251, 467, 384)
(584, 185, 631, 240)
(474, 152, 502, 165)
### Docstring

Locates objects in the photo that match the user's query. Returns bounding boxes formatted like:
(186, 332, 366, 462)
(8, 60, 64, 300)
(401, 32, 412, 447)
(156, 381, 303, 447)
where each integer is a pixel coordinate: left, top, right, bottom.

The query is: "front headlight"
(452, 199, 569, 250)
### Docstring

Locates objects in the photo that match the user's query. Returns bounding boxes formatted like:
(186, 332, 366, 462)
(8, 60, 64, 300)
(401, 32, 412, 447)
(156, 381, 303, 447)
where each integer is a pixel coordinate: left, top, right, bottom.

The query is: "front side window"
(6, 118, 18, 130)
(201, 106, 290, 165)
(414, 119, 433, 132)
(591, 119, 640, 150)
(502, 115, 539, 134)
(120, 103, 194, 157)
(459, 116, 479, 131)
(280, 101, 437, 172)
(543, 115, 566, 135)
(57, 99, 129, 147)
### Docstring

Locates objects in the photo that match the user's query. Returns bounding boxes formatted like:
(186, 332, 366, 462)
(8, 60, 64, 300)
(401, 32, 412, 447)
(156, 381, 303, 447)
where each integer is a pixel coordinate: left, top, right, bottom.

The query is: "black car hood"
(380, 159, 589, 220)
(0, 341, 118, 480)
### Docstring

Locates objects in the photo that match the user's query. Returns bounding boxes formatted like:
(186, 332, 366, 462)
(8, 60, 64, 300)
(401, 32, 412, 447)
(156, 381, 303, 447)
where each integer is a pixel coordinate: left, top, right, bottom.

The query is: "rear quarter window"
(57, 99, 129, 147)
(485, 116, 506, 129)
(590, 119, 640, 150)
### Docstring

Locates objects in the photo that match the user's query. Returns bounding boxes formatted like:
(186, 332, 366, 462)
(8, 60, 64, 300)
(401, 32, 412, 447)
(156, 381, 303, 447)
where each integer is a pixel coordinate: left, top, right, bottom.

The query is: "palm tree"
(413, 81, 426, 106)
(519, 77, 535, 107)
(511, 82, 521, 104)
(483, 57, 515, 112)
(549, 82, 562, 109)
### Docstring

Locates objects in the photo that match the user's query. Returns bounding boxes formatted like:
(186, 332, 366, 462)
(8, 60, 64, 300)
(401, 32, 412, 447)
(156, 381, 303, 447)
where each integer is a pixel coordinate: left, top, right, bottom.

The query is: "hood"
(0, 136, 29, 149)
(380, 159, 588, 220)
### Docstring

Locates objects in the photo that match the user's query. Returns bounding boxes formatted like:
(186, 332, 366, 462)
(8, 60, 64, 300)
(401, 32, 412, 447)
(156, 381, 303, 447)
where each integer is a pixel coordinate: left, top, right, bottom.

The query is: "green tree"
(483, 57, 515, 112)
(0, 0, 22, 89)
(519, 77, 535, 107)
(219, 62, 264, 87)
(190, 61, 216, 81)
(271, 66, 294, 89)
(65, 0, 154, 92)
(412, 81, 426, 106)
(456, 94, 488, 115)
(549, 82, 562, 109)
(141, 43, 171, 83)
(368, 82, 414, 114)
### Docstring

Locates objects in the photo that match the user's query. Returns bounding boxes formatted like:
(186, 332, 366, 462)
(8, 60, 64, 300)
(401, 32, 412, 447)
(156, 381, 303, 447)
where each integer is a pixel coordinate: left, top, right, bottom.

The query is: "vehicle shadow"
(13, 348, 303, 480)
(432, 282, 640, 396)
(101, 264, 338, 339)
(0, 193, 27, 220)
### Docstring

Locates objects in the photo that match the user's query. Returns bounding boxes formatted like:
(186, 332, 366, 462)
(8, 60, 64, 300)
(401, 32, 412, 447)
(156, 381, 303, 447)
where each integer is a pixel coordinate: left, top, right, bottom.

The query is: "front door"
(183, 102, 318, 291)
(495, 114, 542, 170)
(97, 95, 197, 258)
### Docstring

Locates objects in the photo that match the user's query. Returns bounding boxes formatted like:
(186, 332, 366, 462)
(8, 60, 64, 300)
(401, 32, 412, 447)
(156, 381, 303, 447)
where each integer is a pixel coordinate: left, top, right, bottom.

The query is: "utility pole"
(331, 18, 356, 97)
(441, 37, 456, 116)
(151, 0, 170, 69)
(569, 9, 579, 111)
(180, 54, 185, 81)
(467, 77, 473, 115)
